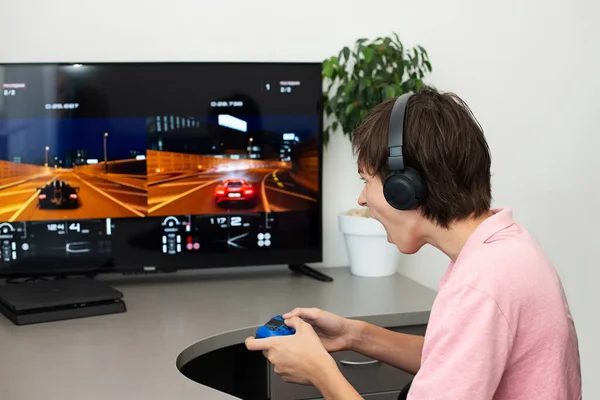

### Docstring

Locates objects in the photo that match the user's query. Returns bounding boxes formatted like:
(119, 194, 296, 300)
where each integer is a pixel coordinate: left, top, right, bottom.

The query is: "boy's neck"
(427, 210, 493, 262)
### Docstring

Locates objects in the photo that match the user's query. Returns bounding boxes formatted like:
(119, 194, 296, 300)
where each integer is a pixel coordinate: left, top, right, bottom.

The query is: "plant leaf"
(323, 59, 335, 78)
(363, 46, 374, 64)
(345, 103, 354, 116)
(342, 46, 350, 62)
(344, 80, 356, 96)
(386, 85, 396, 99)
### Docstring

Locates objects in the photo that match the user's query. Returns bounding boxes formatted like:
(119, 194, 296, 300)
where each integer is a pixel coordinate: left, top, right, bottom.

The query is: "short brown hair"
(352, 89, 492, 228)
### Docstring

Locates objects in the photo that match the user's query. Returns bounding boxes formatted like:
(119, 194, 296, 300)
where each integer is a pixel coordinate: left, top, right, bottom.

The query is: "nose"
(357, 187, 367, 207)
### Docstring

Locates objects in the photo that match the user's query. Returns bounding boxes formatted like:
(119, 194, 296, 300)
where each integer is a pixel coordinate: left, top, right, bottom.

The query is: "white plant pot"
(338, 213, 401, 277)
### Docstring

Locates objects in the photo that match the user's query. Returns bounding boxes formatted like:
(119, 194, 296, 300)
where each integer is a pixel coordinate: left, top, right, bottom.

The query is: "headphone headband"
(383, 92, 427, 211)
(387, 93, 412, 172)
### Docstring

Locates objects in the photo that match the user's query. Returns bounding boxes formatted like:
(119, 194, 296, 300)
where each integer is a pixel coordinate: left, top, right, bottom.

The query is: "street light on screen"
(104, 133, 108, 173)
(44, 146, 50, 167)
(248, 137, 253, 158)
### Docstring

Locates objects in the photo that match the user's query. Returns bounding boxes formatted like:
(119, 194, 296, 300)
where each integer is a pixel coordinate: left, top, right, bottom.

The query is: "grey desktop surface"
(0, 266, 437, 400)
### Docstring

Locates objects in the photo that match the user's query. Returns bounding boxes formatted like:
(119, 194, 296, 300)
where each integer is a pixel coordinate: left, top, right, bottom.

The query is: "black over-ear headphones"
(383, 93, 428, 210)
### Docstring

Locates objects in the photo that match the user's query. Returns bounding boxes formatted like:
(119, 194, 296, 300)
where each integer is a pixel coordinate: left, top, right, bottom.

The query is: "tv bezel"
(0, 61, 324, 278)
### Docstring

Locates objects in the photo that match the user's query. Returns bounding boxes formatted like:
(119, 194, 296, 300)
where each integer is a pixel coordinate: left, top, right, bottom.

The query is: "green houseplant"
(322, 33, 433, 145)
(323, 34, 434, 277)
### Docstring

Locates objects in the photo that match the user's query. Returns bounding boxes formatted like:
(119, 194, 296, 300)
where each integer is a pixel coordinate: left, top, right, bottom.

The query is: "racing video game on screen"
(0, 104, 147, 223)
(0, 64, 319, 225)
(146, 95, 319, 218)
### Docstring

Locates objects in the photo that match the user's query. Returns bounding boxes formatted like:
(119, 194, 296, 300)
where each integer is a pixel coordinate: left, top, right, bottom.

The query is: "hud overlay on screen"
(0, 64, 320, 224)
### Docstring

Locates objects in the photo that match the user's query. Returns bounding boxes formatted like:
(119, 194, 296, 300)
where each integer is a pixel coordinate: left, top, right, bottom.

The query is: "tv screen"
(0, 62, 323, 277)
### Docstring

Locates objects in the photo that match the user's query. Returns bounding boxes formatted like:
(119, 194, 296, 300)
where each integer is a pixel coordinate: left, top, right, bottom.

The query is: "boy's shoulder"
(444, 209, 554, 301)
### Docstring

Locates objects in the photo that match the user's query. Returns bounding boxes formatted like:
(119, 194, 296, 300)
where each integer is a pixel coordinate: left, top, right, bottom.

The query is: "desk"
(0, 267, 437, 400)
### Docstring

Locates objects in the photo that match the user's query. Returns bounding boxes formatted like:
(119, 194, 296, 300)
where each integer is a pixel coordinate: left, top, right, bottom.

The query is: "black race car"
(37, 180, 80, 209)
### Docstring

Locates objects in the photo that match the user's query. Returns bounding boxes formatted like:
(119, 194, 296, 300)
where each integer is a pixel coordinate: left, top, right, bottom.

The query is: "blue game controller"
(255, 315, 296, 339)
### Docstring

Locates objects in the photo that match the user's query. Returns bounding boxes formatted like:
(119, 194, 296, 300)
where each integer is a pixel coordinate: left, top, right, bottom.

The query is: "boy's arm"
(349, 320, 425, 375)
(312, 364, 365, 400)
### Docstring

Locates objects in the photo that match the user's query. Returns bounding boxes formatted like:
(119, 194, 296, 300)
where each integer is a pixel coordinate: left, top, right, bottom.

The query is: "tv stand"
(288, 264, 333, 282)
(0, 276, 126, 325)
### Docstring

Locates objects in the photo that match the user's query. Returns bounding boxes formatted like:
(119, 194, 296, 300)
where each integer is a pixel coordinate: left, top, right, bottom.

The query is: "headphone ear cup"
(402, 166, 427, 205)
(383, 173, 416, 210)
(383, 168, 427, 210)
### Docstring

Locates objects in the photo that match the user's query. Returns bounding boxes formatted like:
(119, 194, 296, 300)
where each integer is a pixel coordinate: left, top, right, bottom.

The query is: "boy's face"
(357, 171, 428, 255)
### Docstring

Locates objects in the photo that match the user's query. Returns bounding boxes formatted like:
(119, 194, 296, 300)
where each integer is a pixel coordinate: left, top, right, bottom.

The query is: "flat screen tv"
(0, 62, 324, 279)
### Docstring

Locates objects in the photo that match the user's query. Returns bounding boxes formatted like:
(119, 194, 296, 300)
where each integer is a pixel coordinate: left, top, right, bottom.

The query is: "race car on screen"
(214, 178, 256, 208)
(37, 179, 80, 209)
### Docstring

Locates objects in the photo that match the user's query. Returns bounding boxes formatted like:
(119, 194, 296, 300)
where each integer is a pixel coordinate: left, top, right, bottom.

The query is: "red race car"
(214, 178, 256, 207)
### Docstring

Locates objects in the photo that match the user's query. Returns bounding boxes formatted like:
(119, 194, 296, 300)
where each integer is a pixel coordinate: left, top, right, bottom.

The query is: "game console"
(255, 315, 296, 338)
(0, 278, 126, 325)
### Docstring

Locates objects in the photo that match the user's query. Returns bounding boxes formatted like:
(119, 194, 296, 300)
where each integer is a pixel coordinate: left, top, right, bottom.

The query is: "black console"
(0, 278, 126, 325)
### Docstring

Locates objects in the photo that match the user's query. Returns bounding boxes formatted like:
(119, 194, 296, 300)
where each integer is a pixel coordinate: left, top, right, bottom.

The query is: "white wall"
(1, 0, 597, 396)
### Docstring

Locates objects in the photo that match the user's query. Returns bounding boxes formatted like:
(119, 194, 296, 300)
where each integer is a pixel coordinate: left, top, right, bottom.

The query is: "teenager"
(246, 90, 582, 399)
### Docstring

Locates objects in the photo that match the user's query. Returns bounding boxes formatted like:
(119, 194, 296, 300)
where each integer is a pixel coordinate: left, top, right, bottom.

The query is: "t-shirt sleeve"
(407, 285, 514, 399)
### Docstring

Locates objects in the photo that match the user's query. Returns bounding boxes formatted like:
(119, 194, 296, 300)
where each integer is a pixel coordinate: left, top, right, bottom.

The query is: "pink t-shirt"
(408, 208, 582, 400)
